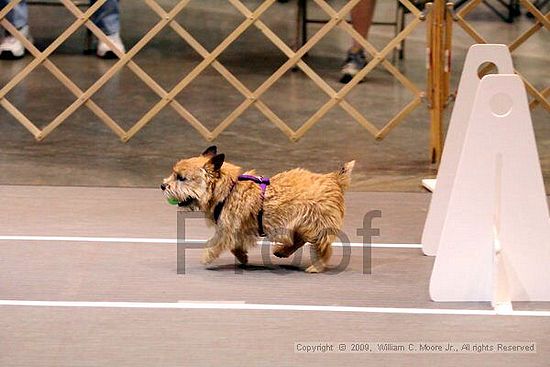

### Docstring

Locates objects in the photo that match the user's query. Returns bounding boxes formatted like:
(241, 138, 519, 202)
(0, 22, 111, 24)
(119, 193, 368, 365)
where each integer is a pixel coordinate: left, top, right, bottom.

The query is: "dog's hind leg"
(305, 236, 334, 273)
(273, 231, 306, 258)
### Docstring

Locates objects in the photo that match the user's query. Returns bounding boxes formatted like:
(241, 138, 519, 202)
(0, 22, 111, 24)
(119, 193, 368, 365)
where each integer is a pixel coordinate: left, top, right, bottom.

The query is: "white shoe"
(0, 25, 33, 59)
(96, 32, 125, 59)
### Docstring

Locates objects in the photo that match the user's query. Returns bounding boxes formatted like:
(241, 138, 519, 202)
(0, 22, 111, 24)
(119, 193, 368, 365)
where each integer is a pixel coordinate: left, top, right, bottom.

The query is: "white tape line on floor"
(0, 300, 549, 317)
(0, 236, 422, 249)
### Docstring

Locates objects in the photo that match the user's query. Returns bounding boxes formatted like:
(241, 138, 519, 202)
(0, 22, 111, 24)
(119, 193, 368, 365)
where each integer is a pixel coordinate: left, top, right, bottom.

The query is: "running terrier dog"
(161, 146, 354, 273)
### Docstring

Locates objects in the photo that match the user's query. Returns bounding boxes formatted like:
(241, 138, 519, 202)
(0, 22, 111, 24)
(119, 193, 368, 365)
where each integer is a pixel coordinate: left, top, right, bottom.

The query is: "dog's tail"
(336, 160, 355, 190)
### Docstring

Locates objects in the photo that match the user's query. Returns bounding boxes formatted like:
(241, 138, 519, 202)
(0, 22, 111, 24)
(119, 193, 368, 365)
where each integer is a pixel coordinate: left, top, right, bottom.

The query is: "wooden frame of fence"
(0, 0, 548, 165)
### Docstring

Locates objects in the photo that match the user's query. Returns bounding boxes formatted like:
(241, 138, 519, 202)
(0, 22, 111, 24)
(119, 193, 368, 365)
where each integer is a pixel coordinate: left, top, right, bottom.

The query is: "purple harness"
(237, 175, 270, 237)
(238, 175, 270, 197)
(212, 174, 270, 237)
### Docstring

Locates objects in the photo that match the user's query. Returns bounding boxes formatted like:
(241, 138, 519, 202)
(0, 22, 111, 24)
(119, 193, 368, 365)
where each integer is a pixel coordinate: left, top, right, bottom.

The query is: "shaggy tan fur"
(162, 146, 354, 273)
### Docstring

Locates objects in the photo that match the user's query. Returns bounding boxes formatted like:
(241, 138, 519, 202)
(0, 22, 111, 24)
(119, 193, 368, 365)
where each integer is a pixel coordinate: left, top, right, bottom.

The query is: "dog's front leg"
(231, 248, 248, 265)
(201, 235, 224, 265)
(230, 234, 255, 265)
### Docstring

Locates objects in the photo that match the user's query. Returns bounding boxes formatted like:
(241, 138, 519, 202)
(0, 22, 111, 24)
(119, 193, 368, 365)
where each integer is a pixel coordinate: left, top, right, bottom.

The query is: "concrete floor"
(0, 0, 548, 191)
(1, 185, 549, 366)
(1, 3, 549, 365)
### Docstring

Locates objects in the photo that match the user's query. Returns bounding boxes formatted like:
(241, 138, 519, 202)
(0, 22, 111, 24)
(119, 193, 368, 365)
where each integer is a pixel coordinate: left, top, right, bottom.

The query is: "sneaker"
(96, 32, 125, 59)
(0, 25, 33, 59)
(340, 49, 367, 84)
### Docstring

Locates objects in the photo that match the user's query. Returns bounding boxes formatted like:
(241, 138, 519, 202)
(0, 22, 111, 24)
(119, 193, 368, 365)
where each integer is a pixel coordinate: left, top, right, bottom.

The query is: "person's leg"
(0, 1, 32, 59)
(89, 0, 124, 58)
(90, 0, 119, 35)
(340, 0, 376, 83)
(1, 0, 28, 30)
(350, 0, 377, 52)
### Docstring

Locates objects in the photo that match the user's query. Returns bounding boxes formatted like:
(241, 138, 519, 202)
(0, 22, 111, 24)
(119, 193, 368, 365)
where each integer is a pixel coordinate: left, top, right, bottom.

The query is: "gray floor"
(0, 1, 549, 365)
(0, 186, 549, 366)
(0, 0, 548, 191)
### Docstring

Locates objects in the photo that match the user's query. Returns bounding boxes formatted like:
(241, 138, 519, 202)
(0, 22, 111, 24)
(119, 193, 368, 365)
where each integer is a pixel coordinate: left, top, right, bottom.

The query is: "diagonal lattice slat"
(125, 0, 279, 140)
(125, 0, 355, 140)
(127, 0, 426, 141)
(0, 0, 117, 139)
(43, 0, 200, 139)
(0, 0, 205, 140)
(295, 0, 425, 140)
(1, 0, 427, 143)
(452, 0, 549, 112)
(146, 0, 295, 140)
(228, 0, 380, 137)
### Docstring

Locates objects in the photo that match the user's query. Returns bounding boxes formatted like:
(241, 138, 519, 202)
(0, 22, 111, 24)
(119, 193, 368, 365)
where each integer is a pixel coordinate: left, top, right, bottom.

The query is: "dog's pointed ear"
(201, 146, 217, 158)
(204, 153, 225, 173)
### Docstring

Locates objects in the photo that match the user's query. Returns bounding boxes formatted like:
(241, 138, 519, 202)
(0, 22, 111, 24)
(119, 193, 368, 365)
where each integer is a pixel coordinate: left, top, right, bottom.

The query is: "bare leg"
(351, 0, 377, 52)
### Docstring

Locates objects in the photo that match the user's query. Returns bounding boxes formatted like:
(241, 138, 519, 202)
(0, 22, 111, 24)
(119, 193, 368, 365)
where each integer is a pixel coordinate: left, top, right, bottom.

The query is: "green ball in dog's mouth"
(167, 197, 179, 205)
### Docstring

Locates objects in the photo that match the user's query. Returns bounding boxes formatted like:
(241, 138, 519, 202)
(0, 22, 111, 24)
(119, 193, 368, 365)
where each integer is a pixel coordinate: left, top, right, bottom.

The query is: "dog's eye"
(176, 174, 186, 182)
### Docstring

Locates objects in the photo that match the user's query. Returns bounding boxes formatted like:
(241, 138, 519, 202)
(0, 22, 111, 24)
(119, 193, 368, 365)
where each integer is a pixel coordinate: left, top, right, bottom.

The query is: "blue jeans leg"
(0, 0, 120, 34)
(90, 0, 120, 35)
(0, 0, 28, 30)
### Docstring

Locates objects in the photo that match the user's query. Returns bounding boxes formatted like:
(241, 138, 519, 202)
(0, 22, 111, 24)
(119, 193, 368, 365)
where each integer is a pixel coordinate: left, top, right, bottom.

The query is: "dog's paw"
(201, 250, 215, 265)
(305, 264, 324, 273)
(273, 243, 290, 258)
(231, 249, 248, 265)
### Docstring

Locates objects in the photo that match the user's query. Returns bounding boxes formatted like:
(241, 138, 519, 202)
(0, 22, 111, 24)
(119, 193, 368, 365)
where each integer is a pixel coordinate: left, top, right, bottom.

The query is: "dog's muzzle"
(178, 196, 198, 208)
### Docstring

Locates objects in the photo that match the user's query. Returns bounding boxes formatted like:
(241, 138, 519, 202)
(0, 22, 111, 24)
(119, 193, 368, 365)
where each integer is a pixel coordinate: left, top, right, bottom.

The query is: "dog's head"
(161, 146, 229, 211)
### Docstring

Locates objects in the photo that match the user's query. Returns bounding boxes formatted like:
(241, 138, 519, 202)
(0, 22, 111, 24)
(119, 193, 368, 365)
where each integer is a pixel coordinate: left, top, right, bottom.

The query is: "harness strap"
(213, 180, 236, 223)
(238, 174, 270, 237)
(213, 201, 225, 222)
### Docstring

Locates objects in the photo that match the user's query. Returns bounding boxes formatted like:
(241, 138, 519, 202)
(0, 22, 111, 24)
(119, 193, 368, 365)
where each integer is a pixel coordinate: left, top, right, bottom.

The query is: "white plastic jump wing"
(429, 74, 550, 302)
(422, 44, 514, 256)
